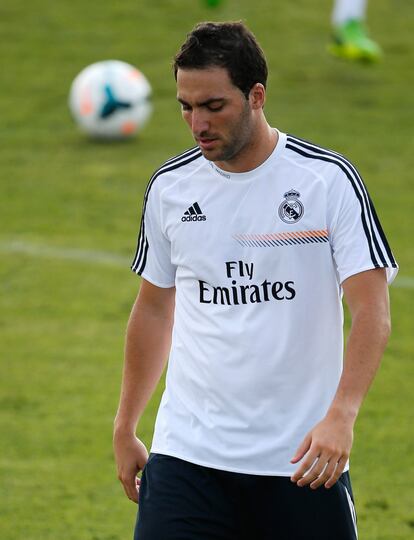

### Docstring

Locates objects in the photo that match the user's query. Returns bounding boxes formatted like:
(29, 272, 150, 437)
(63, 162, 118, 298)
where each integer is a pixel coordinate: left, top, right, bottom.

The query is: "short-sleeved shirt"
(131, 131, 398, 476)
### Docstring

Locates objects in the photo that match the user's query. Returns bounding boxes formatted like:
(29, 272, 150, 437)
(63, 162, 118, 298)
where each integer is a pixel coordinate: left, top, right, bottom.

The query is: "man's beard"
(200, 101, 253, 162)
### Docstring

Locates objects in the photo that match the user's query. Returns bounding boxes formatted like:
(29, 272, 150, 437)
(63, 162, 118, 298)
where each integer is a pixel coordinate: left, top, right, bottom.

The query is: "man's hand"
(113, 280, 175, 503)
(290, 269, 390, 490)
(114, 431, 149, 503)
(290, 409, 354, 489)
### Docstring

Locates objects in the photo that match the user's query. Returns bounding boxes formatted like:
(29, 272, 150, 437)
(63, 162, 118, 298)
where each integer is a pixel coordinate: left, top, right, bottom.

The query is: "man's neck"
(214, 124, 278, 174)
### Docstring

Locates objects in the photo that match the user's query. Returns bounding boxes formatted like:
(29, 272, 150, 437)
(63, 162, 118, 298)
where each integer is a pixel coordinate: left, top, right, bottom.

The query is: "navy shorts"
(134, 453, 357, 540)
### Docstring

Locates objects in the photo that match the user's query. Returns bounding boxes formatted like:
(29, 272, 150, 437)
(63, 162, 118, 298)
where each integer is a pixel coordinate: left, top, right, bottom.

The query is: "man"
(330, 0, 382, 61)
(114, 22, 397, 540)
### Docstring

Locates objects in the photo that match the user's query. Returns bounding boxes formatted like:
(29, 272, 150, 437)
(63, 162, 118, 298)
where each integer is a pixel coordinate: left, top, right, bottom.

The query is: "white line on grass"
(0, 239, 412, 289)
(0, 240, 130, 267)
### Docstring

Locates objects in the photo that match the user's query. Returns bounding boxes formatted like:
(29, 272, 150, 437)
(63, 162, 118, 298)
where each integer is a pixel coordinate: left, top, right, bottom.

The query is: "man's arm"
(113, 279, 175, 503)
(291, 267, 391, 489)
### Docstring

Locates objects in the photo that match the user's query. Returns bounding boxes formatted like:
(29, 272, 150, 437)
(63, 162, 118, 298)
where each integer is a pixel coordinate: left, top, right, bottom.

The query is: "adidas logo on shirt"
(181, 202, 207, 222)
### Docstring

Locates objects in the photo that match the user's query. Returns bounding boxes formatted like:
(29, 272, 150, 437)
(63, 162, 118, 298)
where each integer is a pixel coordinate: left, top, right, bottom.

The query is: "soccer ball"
(69, 60, 152, 139)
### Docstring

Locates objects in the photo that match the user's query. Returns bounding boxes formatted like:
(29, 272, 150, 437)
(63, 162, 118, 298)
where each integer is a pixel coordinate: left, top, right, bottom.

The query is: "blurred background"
(0, 1, 413, 538)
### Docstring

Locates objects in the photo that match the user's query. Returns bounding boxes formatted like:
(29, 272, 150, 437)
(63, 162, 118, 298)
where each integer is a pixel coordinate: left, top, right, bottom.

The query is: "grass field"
(1, 0, 413, 538)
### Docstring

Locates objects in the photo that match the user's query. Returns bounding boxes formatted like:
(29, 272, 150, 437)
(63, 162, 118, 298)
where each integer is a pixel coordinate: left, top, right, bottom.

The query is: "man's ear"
(249, 83, 266, 109)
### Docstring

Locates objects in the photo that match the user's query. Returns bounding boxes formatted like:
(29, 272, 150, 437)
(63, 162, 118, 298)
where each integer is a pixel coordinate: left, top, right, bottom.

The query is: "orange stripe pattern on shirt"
(233, 229, 329, 248)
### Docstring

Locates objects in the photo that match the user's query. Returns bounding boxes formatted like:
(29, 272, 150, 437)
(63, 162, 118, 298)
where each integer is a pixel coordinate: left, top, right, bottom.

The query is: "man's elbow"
(352, 304, 391, 350)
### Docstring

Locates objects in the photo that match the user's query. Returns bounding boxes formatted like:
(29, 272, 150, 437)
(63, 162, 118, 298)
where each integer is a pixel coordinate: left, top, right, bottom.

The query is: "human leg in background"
(329, 0, 382, 62)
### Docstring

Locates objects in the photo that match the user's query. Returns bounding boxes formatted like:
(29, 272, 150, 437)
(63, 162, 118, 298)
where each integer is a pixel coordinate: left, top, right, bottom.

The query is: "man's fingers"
(123, 483, 138, 503)
(296, 451, 332, 487)
(325, 456, 348, 489)
(290, 434, 312, 464)
(291, 449, 320, 483)
(125, 480, 139, 503)
(310, 459, 337, 489)
(296, 453, 348, 490)
(118, 471, 139, 503)
(293, 448, 347, 489)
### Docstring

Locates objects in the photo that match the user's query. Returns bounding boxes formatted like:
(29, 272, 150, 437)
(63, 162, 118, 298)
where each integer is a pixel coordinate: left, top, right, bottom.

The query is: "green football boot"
(329, 19, 382, 62)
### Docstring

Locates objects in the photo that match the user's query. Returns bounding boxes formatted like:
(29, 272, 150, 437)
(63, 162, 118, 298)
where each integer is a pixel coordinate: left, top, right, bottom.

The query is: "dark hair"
(173, 21, 268, 98)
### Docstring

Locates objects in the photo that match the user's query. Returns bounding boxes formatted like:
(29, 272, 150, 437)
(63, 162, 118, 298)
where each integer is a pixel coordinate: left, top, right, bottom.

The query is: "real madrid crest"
(278, 189, 304, 224)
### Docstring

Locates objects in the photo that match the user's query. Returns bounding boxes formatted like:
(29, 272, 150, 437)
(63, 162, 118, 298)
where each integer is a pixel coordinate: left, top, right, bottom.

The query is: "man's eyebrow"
(177, 97, 226, 107)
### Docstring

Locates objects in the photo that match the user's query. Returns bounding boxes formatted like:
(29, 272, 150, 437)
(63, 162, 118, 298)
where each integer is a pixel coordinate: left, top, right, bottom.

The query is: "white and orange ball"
(69, 60, 152, 138)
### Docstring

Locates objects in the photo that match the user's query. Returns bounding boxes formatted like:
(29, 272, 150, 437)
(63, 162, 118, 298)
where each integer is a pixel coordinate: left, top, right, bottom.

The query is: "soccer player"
(330, 0, 382, 61)
(114, 21, 397, 540)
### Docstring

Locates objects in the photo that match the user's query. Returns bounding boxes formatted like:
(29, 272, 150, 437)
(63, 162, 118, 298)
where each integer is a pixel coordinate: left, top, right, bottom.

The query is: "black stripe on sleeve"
(131, 149, 202, 275)
(136, 238, 149, 276)
(365, 192, 397, 265)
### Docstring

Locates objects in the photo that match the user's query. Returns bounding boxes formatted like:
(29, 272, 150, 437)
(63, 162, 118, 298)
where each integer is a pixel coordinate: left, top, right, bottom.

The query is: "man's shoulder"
(285, 134, 358, 175)
(142, 146, 204, 204)
(150, 146, 204, 186)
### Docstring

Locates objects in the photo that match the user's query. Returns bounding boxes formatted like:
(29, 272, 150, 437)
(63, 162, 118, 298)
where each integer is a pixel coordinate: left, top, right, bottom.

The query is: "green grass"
(1, 1, 413, 538)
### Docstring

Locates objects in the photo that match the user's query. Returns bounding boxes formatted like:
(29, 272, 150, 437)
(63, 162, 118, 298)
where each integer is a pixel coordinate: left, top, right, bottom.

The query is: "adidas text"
(181, 215, 207, 222)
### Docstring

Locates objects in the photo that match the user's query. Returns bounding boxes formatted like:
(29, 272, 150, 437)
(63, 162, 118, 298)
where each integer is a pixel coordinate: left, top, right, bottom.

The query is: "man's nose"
(191, 110, 209, 135)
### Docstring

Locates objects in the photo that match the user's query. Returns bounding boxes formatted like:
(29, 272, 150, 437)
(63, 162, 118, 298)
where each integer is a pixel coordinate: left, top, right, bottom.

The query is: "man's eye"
(181, 104, 192, 112)
(208, 105, 223, 112)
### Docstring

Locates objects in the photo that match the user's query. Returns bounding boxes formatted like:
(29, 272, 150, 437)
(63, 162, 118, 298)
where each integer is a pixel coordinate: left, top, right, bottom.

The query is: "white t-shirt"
(131, 131, 398, 476)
